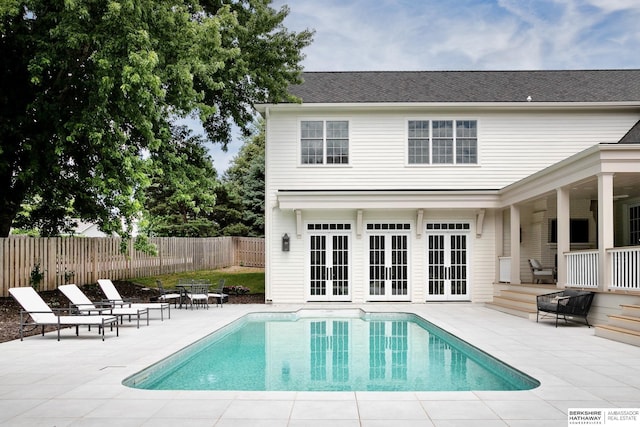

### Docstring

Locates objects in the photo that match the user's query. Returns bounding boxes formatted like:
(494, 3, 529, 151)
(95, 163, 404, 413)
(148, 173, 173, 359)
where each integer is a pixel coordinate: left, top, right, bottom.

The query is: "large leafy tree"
(143, 125, 219, 237)
(0, 0, 312, 237)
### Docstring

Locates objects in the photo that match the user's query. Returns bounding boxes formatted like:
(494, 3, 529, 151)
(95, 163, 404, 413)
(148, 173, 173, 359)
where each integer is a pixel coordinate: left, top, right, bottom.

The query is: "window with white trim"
(301, 120, 349, 165)
(408, 120, 477, 165)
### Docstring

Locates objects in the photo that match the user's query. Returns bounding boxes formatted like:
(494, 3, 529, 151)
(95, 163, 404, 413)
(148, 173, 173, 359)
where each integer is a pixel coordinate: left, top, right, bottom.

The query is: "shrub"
(223, 285, 250, 295)
(30, 260, 45, 290)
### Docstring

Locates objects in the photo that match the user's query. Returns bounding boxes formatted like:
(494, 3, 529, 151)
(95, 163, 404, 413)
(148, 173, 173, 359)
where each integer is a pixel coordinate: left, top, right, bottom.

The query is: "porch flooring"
(1, 302, 639, 426)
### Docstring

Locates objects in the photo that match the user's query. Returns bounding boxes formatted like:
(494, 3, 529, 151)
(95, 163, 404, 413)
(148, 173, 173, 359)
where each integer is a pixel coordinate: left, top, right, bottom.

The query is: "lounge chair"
(59, 284, 149, 328)
(98, 279, 171, 320)
(528, 258, 556, 283)
(208, 279, 229, 307)
(536, 290, 595, 327)
(156, 280, 180, 307)
(8, 287, 119, 341)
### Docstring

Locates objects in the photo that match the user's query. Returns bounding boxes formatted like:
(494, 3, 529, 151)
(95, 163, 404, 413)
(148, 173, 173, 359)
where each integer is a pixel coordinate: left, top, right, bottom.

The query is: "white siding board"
(267, 208, 306, 303)
(472, 210, 497, 302)
(267, 109, 638, 191)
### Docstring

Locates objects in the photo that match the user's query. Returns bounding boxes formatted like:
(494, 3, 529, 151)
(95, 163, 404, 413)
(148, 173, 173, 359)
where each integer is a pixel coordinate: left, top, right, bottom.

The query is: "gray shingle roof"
(619, 120, 640, 143)
(288, 70, 640, 103)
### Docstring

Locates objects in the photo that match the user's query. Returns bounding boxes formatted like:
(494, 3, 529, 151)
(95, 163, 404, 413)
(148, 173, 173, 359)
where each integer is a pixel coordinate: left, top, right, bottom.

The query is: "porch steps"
(595, 304, 640, 347)
(620, 304, 640, 317)
(485, 288, 540, 320)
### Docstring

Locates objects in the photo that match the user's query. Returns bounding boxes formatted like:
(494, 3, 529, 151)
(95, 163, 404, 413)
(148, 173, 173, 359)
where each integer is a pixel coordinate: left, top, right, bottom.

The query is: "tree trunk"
(0, 187, 23, 237)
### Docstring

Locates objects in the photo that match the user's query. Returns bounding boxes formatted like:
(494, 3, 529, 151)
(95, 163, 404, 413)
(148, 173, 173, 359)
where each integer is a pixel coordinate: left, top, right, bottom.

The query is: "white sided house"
(258, 70, 640, 340)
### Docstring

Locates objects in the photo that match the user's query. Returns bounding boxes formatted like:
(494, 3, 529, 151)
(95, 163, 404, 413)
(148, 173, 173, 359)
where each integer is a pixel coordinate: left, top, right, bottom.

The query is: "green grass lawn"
(129, 267, 265, 294)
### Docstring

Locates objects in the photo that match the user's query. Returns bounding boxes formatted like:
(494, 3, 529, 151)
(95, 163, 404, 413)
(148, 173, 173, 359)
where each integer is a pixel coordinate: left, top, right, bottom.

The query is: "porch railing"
(610, 247, 640, 291)
(498, 257, 511, 282)
(565, 250, 599, 288)
(502, 248, 640, 291)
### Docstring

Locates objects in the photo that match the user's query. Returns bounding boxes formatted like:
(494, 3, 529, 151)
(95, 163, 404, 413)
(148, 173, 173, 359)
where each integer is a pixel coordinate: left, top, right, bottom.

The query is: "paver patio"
(1, 302, 639, 426)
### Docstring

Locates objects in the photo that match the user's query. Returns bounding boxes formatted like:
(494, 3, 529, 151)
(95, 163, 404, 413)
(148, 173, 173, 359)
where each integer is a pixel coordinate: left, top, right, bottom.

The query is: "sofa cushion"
(538, 302, 560, 312)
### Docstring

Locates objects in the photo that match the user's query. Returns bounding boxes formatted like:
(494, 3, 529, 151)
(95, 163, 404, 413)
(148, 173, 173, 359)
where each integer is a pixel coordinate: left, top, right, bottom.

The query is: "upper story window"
(301, 120, 349, 165)
(408, 120, 477, 165)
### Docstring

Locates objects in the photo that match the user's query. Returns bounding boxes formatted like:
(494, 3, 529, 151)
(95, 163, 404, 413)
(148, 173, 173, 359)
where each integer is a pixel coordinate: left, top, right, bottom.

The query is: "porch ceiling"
(567, 173, 640, 201)
(515, 173, 640, 214)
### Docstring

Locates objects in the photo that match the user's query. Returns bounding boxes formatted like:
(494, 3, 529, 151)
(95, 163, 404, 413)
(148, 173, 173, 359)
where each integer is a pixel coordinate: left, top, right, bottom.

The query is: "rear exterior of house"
(258, 70, 640, 306)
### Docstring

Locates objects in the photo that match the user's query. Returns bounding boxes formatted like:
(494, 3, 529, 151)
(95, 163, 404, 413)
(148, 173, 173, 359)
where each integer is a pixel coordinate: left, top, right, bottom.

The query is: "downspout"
(264, 107, 273, 303)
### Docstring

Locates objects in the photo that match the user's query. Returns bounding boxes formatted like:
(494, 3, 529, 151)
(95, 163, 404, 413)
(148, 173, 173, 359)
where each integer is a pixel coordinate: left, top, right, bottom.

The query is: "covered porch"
(496, 143, 640, 294)
(489, 143, 640, 345)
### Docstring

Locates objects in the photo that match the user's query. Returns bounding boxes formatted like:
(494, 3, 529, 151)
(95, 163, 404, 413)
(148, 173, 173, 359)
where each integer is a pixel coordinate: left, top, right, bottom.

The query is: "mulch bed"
(0, 281, 264, 343)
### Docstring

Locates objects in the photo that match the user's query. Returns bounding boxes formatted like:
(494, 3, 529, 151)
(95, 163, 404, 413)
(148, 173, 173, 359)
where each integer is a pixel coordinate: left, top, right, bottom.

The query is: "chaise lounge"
(98, 279, 171, 320)
(59, 284, 149, 328)
(536, 289, 595, 327)
(9, 287, 119, 341)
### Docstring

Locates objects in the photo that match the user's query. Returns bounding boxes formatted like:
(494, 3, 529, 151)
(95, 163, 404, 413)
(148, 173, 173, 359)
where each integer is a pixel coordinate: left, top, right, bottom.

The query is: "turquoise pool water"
(124, 310, 539, 391)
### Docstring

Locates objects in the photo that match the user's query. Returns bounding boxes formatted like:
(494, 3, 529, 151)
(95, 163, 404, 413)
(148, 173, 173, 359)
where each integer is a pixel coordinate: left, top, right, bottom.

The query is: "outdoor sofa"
(536, 289, 595, 327)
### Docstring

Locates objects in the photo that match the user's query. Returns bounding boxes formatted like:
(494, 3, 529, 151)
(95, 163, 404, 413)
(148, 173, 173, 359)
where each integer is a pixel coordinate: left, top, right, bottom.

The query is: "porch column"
(495, 208, 504, 283)
(556, 186, 570, 288)
(598, 172, 614, 291)
(510, 204, 521, 284)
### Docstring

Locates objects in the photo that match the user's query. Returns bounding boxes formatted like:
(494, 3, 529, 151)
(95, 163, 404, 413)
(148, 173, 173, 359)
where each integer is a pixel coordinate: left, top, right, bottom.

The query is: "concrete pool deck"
(1, 302, 639, 426)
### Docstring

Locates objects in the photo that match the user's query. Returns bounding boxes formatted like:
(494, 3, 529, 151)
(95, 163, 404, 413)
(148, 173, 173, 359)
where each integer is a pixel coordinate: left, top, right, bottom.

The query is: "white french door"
(426, 223, 470, 301)
(308, 223, 351, 301)
(367, 223, 411, 301)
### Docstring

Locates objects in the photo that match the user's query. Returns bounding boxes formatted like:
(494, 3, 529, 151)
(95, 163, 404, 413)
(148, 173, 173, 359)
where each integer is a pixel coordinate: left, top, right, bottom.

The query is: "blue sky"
(208, 0, 640, 172)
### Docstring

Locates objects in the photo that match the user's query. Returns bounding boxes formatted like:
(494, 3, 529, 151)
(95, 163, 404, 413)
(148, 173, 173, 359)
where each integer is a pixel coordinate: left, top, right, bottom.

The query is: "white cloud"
(274, 0, 640, 71)
(584, 0, 640, 12)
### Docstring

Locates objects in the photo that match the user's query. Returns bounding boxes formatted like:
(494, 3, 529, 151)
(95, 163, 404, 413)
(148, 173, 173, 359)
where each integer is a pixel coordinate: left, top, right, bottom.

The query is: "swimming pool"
(124, 309, 539, 391)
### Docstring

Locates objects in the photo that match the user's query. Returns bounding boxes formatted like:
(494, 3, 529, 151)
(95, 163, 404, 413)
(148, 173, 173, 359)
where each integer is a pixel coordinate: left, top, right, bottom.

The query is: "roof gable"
(288, 70, 640, 104)
(619, 120, 640, 143)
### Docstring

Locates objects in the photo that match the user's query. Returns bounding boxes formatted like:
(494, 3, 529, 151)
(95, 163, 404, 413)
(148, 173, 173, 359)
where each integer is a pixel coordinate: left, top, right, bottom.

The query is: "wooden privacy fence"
(0, 236, 264, 297)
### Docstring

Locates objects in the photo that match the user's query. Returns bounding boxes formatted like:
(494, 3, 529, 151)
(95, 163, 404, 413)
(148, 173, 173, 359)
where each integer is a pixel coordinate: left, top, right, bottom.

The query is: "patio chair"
(208, 279, 229, 307)
(97, 279, 171, 320)
(8, 287, 119, 341)
(59, 284, 149, 328)
(186, 284, 209, 309)
(528, 259, 556, 283)
(536, 290, 595, 327)
(156, 280, 180, 308)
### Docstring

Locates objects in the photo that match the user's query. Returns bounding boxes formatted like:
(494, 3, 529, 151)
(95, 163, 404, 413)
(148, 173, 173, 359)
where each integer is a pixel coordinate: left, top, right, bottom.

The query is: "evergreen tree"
(222, 120, 265, 236)
(143, 125, 219, 237)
